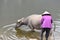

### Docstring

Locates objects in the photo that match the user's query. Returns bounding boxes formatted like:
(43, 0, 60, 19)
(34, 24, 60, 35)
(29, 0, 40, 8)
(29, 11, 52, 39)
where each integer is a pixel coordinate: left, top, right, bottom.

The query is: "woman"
(40, 11, 53, 40)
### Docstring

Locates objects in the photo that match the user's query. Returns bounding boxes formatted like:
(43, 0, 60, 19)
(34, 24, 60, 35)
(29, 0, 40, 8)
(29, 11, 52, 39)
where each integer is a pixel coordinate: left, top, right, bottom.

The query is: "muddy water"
(0, 23, 41, 40)
(0, 21, 60, 40)
(0, 23, 53, 40)
(16, 28, 40, 40)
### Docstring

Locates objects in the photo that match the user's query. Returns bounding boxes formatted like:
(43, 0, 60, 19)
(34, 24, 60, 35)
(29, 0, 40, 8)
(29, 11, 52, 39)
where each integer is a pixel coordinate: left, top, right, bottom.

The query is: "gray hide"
(15, 14, 42, 31)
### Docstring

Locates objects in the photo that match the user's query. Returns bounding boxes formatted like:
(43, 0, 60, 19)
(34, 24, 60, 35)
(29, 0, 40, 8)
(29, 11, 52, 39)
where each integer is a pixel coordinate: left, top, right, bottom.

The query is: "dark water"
(0, 0, 60, 40)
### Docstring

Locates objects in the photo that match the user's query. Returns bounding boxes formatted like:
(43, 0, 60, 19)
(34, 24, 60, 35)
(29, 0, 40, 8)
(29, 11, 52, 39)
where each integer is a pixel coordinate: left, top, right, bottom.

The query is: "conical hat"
(43, 11, 50, 14)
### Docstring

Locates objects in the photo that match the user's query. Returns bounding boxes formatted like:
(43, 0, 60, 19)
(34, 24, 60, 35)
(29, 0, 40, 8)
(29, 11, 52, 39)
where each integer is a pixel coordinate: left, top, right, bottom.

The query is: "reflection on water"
(0, 21, 60, 40)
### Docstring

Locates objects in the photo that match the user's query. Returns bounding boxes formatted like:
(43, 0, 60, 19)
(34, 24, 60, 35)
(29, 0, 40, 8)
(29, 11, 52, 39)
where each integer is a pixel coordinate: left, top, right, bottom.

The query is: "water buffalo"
(15, 14, 42, 31)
